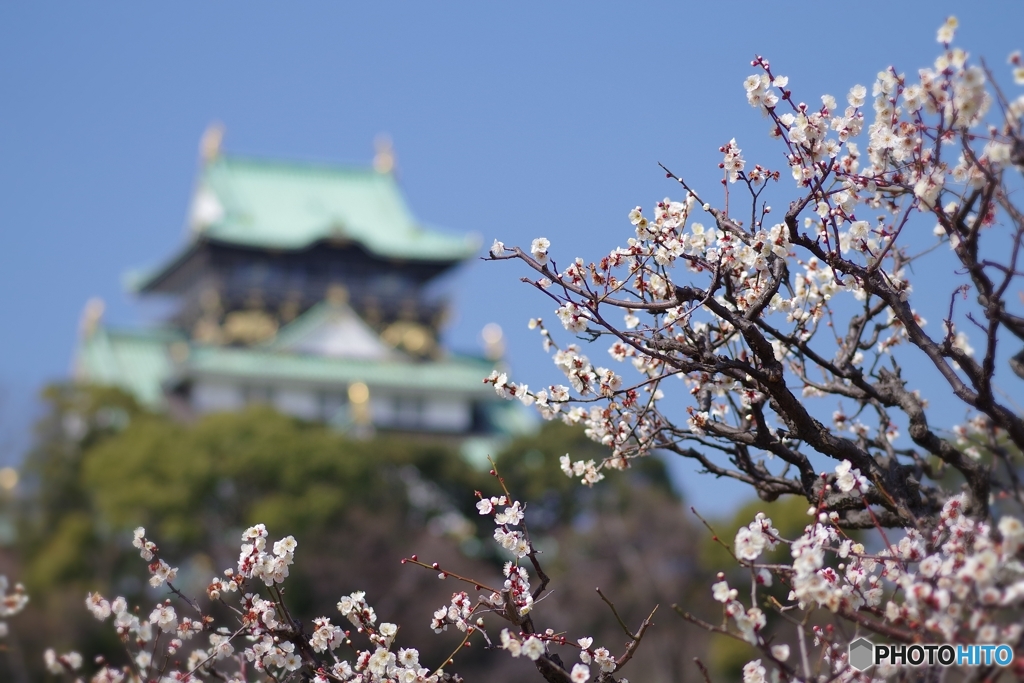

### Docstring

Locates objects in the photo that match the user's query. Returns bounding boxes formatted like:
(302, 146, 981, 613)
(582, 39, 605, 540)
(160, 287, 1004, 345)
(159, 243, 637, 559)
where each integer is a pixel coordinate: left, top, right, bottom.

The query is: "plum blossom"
(743, 659, 767, 683)
(531, 237, 551, 266)
(834, 459, 868, 493)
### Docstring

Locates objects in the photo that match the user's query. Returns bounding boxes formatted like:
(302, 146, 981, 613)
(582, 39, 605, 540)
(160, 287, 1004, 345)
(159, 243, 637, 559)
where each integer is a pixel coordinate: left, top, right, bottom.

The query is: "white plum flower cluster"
(498, 560, 533, 617)
(720, 138, 746, 182)
(576, 636, 617, 674)
(710, 572, 767, 646)
(33, 469, 643, 683)
(402, 470, 635, 683)
(132, 525, 156, 560)
(473, 491, 536, 618)
(499, 629, 547, 661)
(478, 493, 531, 560)
(559, 453, 606, 486)
(0, 574, 28, 639)
(236, 523, 296, 586)
(498, 627, 617, 683)
(44, 649, 84, 676)
(833, 459, 869, 494)
(430, 590, 474, 634)
(321, 591, 438, 683)
(39, 526, 456, 683)
(714, 493, 1024, 680)
(734, 512, 781, 562)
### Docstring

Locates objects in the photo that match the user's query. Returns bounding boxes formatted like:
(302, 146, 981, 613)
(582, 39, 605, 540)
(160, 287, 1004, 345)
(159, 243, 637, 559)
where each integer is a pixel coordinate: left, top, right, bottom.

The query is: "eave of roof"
(180, 345, 495, 396)
(74, 326, 183, 407)
(75, 325, 498, 403)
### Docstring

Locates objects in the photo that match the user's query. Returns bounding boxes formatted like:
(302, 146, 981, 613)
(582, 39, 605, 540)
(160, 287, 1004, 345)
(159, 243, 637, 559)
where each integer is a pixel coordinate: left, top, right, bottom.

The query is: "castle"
(74, 131, 521, 444)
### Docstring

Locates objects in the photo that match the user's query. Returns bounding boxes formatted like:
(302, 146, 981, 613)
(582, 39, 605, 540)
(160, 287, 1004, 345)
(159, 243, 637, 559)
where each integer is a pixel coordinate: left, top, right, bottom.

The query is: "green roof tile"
(133, 157, 479, 292)
(196, 156, 478, 259)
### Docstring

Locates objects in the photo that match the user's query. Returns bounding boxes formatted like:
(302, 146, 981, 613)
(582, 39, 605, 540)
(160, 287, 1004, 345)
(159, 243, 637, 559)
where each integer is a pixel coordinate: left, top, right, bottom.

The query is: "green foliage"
(17, 384, 145, 593)
(84, 408, 389, 542)
(25, 512, 97, 589)
(19, 384, 682, 596)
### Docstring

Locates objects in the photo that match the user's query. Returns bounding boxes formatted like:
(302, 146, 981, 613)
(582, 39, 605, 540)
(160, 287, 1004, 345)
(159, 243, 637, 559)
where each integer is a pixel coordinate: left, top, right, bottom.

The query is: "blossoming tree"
(5, 16, 1024, 683)
(485, 16, 1024, 682)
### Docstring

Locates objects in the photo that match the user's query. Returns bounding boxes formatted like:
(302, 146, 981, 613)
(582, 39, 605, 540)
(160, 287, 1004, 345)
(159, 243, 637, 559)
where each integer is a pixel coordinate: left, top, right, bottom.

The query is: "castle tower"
(75, 138, 519, 439)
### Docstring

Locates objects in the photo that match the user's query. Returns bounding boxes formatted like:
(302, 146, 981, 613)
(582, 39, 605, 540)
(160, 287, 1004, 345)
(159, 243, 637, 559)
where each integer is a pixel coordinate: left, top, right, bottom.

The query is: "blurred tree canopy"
(19, 385, 459, 593)
(7, 383, 713, 683)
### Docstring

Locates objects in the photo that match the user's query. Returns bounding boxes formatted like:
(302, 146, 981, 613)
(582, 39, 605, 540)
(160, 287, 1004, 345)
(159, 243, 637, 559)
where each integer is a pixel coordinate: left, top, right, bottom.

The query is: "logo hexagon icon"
(848, 638, 874, 671)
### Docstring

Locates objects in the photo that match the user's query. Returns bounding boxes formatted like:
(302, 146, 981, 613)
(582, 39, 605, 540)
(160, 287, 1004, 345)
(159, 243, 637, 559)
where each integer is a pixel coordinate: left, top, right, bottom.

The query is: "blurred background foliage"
(1, 382, 726, 682)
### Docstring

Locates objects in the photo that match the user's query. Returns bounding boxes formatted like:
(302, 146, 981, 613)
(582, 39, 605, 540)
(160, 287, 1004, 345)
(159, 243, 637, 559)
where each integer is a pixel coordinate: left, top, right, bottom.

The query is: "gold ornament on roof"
(481, 322, 505, 360)
(192, 316, 224, 345)
(325, 284, 350, 306)
(223, 310, 278, 345)
(382, 321, 435, 356)
(373, 134, 395, 174)
(200, 122, 225, 163)
(79, 298, 106, 338)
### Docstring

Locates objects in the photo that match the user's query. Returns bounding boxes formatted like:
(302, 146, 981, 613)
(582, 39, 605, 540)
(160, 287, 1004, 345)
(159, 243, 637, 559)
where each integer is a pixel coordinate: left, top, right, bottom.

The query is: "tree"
(483, 16, 1024, 681)
(5, 16, 1024, 683)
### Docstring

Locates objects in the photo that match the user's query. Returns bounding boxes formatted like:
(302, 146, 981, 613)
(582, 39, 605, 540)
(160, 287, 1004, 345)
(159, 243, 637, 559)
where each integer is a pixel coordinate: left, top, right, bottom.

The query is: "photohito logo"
(848, 638, 1015, 671)
(848, 638, 874, 671)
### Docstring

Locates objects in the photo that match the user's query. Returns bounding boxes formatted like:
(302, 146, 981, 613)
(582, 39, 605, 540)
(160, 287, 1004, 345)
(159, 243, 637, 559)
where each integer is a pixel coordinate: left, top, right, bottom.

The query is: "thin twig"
(595, 588, 635, 640)
(694, 657, 714, 683)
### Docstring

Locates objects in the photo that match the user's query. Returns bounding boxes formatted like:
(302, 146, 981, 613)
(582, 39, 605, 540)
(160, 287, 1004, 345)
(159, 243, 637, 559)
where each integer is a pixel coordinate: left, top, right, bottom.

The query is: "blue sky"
(1, 2, 1022, 512)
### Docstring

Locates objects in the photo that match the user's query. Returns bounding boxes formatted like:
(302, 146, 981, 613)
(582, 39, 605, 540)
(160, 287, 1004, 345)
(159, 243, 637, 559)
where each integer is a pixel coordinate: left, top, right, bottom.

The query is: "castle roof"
(133, 155, 479, 292)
